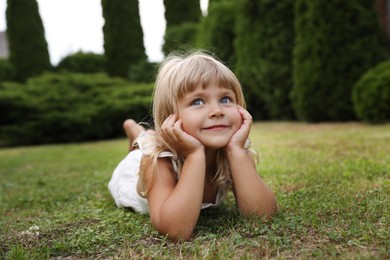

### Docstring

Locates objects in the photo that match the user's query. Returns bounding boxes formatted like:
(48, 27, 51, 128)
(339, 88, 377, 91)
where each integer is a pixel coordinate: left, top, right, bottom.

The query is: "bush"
(102, 0, 147, 78)
(234, 0, 295, 120)
(352, 60, 390, 123)
(292, 0, 390, 122)
(56, 51, 106, 73)
(0, 59, 15, 81)
(0, 73, 153, 146)
(196, 1, 237, 67)
(128, 60, 159, 83)
(6, 0, 51, 82)
(162, 22, 199, 55)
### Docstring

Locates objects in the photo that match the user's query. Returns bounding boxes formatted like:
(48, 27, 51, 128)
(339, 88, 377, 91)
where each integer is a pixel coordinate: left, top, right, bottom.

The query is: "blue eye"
(221, 96, 232, 104)
(192, 98, 204, 106)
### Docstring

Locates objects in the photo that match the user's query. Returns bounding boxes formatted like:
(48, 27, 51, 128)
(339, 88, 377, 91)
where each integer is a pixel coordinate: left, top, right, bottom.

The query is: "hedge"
(352, 60, 390, 123)
(56, 52, 106, 74)
(196, 1, 237, 67)
(292, 0, 390, 122)
(0, 73, 153, 146)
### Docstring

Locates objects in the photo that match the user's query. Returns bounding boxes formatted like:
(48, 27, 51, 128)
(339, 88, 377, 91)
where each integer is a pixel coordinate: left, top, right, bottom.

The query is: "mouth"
(203, 125, 229, 131)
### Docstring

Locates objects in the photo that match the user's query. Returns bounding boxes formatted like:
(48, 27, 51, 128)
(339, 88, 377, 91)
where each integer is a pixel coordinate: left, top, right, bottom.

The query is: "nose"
(209, 103, 225, 119)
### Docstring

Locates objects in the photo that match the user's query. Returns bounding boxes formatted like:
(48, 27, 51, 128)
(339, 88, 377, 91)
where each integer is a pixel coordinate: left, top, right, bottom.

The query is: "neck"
(205, 148, 219, 178)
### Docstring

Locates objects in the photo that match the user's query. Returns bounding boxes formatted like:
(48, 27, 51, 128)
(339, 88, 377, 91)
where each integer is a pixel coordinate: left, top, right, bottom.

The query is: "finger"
(161, 115, 177, 142)
(238, 107, 252, 124)
(161, 114, 173, 130)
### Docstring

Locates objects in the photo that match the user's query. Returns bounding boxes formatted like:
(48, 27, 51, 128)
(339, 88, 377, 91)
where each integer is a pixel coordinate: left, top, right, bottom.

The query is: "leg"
(123, 119, 145, 151)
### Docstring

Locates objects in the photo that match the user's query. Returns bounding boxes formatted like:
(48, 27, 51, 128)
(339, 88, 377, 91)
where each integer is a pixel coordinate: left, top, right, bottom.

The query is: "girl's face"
(177, 83, 242, 150)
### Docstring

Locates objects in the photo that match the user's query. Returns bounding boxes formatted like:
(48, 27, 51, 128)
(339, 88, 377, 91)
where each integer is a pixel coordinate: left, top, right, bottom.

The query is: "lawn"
(0, 122, 389, 259)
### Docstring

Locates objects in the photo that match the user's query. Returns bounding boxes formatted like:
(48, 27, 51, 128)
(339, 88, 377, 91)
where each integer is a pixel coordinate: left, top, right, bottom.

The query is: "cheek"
(179, 113, 195, 132)
(231, 109, 242, 130)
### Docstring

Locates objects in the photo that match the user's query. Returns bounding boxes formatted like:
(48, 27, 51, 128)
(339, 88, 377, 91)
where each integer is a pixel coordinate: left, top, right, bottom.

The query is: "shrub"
(162, 0, 202, 55)
(128, 60, 159, 83)
(352, 60, 390, 123)
(0, 73, 153, 146)
(163, 0, 201, 27)
(196, 1, 237, 67)
(235, 0, 295, 120)
(292, 0, 390, 122)
(56, 52, 106, 73)
(6, 0, 51, 82)
(162, 22, 199, 55)
(102, 0, 147, 78)
(0, 58, 15, 81)
(235, 0, 295, 119)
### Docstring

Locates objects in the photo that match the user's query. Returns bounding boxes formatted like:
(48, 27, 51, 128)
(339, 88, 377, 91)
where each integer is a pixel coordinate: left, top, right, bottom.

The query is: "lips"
(203, 125, 228, 130)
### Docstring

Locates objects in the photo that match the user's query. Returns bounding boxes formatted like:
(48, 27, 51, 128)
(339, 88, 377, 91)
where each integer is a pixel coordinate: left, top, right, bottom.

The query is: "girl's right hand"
(161, 114, 204, 157)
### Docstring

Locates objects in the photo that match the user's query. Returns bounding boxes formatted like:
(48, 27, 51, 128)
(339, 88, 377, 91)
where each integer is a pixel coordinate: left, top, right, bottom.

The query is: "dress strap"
(159, 151, 179, 177)
(136, 132, 179, 178)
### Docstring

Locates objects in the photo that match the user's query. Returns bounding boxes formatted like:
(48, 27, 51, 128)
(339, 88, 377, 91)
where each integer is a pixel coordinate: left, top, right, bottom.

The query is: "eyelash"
(191, 96, 233, 106)
(221, 96, 232, 103)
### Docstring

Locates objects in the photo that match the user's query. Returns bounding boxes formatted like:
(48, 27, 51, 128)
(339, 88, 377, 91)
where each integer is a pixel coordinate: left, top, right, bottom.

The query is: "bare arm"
(227, 148, 277, 218)
(226, 106, 277, 218)
(143, 115, 206, 241)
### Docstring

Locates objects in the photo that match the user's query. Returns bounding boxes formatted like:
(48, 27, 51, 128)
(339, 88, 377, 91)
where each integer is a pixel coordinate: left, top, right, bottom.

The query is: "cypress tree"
(163, 0, 201, 27)
(235, 0, 295, 120)
(6, 0, 51, 82)
(292, 0, 390, 122)
(163, 0, 202, 55)
(102, 0, 146, 78)
(197, 1, 237, 67)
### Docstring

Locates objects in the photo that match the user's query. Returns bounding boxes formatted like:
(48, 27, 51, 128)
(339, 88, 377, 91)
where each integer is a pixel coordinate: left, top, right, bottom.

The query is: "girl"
(108, 51, 277, 241)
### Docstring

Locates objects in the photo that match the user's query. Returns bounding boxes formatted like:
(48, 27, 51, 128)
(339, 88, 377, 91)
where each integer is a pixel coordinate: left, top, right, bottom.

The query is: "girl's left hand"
(226, 106, 252, 150)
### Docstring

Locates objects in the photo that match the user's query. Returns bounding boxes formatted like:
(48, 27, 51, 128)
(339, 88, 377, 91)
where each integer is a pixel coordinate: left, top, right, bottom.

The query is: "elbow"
(157, 227, 194, 242)
(263, 200, 278, 219)
(240, 197, 278, 220)
(260, 197, 278, 219)
(152, 219, 195, 241)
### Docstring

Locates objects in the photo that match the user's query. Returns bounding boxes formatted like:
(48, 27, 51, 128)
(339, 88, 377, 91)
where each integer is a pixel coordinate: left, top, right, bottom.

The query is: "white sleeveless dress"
(108, 132, 225, 214)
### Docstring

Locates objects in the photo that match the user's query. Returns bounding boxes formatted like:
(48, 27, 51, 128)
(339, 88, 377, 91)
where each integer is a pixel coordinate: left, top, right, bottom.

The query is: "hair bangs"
(175, 54, 242, 104)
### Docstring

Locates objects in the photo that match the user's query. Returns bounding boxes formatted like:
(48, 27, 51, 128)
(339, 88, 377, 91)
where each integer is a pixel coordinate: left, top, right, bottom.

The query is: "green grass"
(0, 122, 389, 259)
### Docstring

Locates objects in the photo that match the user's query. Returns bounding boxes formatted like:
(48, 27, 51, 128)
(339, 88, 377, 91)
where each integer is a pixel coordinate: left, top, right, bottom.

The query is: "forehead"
(190, 81, 235, 93)
(177, 83, 236, 106)
(177, 76, 237, 100)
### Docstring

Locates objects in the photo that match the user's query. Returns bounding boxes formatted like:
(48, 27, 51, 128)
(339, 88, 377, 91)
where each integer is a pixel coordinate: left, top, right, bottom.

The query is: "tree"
(102, 0, 147, 78)
(163, 0, 201, 27)
(162, 0, 202, 55)
(292, 0, 390, 121)
(197, 0, 237, 67)
(235, 0, 295, 120)
(6, 0, 51, 82)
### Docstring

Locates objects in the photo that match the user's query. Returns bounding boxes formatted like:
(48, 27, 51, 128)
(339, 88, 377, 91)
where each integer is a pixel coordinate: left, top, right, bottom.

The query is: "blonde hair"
(141, 50, 247, 194)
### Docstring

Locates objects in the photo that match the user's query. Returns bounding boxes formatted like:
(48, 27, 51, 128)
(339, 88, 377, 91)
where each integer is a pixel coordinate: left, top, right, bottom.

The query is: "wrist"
(225, 145, 248, 157)
(183, 146, 205, 160)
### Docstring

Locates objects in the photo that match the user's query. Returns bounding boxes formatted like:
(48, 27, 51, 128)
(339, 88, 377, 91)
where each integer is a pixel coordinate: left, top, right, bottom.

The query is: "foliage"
(235, 0, 293, 119)
(5, 0, 52, 82)
(128, 60, 159, 83)
(162, 22, 199, 55)
(163, 0, 201, 27)
(163, 0, 202, 56)
(0, 123, 389, 258)
(56, 51, 106, 74)
(196, 1, 237, 67)
(292, 0, 390, 122)
(101, 0, 147, 78)
(0, 73, 153, 146)
(352, 60, 390, 123)
(0, 58, 15, 81)
(235, 0, 295, 120)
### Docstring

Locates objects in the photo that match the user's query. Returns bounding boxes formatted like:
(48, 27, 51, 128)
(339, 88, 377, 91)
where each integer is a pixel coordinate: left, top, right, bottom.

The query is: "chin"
(203, 140, 230, 150)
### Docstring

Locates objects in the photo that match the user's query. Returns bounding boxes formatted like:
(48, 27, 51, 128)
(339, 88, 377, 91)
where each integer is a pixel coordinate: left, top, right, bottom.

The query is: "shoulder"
(139, 155, 176, 195)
